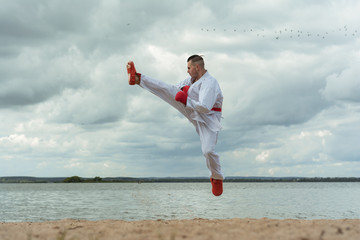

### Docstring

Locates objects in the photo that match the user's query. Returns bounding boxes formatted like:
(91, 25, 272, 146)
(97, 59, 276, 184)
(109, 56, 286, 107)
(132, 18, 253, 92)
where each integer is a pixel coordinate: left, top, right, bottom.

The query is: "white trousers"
(140, 75, 224, 180)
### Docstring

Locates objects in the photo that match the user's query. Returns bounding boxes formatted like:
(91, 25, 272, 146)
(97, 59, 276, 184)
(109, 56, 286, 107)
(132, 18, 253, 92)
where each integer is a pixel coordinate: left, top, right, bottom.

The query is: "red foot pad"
(127, 61, 137, 85)
(211, 178, 223, 196)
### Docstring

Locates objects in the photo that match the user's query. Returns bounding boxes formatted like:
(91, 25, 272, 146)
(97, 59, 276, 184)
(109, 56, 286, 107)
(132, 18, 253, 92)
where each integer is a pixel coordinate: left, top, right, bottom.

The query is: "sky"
(0, 0, 359, 178)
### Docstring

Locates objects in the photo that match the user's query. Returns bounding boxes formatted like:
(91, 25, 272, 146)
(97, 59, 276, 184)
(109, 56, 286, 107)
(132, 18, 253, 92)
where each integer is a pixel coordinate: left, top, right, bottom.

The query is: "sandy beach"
(1, 218, 359, 240)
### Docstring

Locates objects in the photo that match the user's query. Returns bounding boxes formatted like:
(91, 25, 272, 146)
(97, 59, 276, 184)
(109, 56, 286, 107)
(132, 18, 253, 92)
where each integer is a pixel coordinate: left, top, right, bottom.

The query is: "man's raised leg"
(127, 61, 196, 126)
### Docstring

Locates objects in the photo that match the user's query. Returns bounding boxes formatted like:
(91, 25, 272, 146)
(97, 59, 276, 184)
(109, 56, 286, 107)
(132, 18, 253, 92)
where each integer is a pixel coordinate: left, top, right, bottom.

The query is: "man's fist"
(175, 90, 187, 105)
(182, 85, 190, 94)
(175, 85, 190, 105)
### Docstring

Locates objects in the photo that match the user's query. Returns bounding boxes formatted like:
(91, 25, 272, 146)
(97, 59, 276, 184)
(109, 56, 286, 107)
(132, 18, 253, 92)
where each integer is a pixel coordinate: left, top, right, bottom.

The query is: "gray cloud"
(321, 63, 360, 103)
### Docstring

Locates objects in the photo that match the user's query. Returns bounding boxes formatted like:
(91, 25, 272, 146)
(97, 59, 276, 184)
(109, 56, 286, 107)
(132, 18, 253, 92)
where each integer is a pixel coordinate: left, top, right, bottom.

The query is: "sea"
(0, 182, 359, 222)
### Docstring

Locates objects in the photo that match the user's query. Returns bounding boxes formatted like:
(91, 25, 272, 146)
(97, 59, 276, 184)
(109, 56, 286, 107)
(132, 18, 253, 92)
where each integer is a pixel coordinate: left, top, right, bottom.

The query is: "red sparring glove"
(175, 91, 187, 105)
(175, 85, 190, 105)
(182, 85, 190, 94)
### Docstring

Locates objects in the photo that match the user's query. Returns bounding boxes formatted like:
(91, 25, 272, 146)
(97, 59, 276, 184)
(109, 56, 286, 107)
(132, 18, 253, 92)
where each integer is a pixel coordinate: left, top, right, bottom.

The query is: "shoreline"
(2, 176, 360, 183)
(1, 218, 359, 240)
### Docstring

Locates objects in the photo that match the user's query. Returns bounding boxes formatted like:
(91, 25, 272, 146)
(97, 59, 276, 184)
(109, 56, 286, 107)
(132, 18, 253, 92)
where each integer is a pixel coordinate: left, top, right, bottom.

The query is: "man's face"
(187, 61, 198, 79)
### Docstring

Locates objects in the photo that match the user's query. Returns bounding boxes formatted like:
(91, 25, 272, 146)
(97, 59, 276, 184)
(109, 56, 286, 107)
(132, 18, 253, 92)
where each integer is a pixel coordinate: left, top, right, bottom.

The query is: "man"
(127, 55, 224, 196)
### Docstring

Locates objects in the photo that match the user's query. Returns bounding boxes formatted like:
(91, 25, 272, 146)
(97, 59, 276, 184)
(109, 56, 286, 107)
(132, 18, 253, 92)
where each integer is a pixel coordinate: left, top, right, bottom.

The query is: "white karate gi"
(139, 71, 224, 180)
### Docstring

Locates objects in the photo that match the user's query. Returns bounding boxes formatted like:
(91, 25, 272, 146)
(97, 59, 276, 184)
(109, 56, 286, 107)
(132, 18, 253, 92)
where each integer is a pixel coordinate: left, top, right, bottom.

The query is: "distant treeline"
(225, 177, 360, 182)
(1, 176, 360, 183)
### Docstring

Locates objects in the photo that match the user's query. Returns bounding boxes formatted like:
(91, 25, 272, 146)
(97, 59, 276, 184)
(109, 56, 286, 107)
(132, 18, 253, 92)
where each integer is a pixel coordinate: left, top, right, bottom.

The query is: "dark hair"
(187, 55, 205, 68)
(187, 55, 204, 63)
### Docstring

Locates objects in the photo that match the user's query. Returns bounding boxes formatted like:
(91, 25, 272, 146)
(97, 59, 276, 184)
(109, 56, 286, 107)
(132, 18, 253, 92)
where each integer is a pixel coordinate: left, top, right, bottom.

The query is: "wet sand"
(1, 218, 359, 240)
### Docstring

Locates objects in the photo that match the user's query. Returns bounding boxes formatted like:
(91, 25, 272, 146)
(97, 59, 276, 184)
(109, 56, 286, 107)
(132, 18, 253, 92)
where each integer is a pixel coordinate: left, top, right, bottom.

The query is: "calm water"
(0, 182, 359, 222)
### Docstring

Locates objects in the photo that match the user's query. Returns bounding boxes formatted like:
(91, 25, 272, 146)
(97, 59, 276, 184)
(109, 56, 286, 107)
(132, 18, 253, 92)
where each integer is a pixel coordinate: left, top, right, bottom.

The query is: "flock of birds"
(200, 25, 359, 40)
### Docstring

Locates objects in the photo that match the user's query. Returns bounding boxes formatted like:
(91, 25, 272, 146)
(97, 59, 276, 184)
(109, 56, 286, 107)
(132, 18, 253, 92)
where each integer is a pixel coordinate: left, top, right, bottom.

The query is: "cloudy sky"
(1, 0, 359, 178)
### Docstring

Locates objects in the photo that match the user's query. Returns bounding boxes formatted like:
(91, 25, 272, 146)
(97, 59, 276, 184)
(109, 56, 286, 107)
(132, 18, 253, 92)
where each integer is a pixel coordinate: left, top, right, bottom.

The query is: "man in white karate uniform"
(127, 55, 224, 196)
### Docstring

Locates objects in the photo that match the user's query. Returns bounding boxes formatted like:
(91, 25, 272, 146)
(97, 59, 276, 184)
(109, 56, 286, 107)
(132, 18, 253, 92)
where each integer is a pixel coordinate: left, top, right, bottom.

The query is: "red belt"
(211, 107, 222, 112)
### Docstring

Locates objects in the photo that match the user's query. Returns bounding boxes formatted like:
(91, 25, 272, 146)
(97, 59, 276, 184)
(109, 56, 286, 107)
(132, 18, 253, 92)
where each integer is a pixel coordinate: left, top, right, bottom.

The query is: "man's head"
(187, 55, 206, 81)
